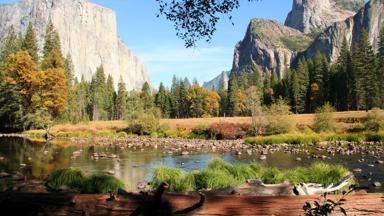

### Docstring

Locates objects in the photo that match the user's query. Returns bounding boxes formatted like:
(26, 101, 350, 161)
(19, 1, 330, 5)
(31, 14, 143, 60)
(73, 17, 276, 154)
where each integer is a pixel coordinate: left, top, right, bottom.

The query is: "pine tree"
(0, 25, 21, 62)
(64, 54, 75, 87)
(43, 20, 62, 59)
(217, 79, 228, 116)
(155, 82, 171, 118)
(377, 27, 384, 108)
(115, 78, 128, 120)
(291, 59, 309, 113)
(227, 72, 239, 116)
(141, 81, 153, 111)
(353, 29, 377, 111)
(90, 65, 107, 120)
(21, 22, 39, 63)
(105, 75, 115, 120)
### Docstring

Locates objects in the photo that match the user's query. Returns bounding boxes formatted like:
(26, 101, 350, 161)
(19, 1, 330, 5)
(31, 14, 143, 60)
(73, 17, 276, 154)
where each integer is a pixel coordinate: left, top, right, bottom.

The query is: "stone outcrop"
(285, 0, 364, 33)
(202, 71, 229, 90)
(0, 0, 150, 90)
(231, 19, 312, 79)
(302, 0, 384, 63)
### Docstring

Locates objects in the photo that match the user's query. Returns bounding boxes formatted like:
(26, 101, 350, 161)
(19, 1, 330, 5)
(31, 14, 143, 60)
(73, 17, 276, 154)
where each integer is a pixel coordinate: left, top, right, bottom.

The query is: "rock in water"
(285, 0, 363, 33)
(0, 0, 150, 90)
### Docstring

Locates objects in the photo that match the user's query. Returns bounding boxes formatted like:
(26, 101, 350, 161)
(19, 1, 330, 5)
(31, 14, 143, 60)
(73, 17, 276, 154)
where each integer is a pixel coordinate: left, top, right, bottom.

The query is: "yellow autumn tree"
(234, 90, 247, 115)
(3, 51, 39, 108)
(203, 90, 220, 117)
(40, 67, 68, 116)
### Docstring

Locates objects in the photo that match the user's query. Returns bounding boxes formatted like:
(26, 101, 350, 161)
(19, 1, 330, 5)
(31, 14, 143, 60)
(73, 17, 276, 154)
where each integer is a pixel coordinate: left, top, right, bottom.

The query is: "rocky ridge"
(302, 0, 384, 63)
(202, 71, 229, 90)
(0, 0, 150, 90)
(285, 0, 364, 33)
(231, 19, 312, 79)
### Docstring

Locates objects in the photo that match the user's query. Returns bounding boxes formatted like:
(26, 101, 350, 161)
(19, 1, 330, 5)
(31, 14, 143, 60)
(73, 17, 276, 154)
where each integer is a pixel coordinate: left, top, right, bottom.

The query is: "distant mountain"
(301, 0, 384, 63)
(0, 0, 150, 90)
(285, 0, 364, 33)
(203, 71, 229, 90)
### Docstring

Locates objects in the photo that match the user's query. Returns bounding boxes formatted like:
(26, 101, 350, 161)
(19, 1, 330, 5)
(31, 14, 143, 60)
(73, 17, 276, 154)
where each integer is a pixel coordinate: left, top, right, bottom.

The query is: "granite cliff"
(0, 0, 150, 90)
(285, 0, 365, 33)
(231, 19, 312, 79)
(302, 0, 384, 63)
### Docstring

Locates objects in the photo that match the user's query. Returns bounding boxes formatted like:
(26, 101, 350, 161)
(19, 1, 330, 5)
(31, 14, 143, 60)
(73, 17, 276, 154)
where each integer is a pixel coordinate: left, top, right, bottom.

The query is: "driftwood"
(294, 173, 355, 196)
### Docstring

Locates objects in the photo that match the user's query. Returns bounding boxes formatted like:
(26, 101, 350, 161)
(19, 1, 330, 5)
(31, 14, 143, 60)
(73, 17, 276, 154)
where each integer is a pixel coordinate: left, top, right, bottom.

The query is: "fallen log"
(0, 192, 382, 215)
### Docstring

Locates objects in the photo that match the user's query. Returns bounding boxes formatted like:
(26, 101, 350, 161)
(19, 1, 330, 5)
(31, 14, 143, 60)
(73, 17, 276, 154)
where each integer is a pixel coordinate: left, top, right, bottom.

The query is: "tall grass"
(48, 168, 125, 193)
(82, 174, 125, 194)
(151, 159, 350, 192)
(48, 168, 86, 190)
(244, 131, 384, 145)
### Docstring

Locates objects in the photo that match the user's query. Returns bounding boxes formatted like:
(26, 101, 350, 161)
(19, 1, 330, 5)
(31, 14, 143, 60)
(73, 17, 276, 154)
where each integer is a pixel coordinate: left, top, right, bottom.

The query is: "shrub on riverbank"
(151, 159, 350, 192)
(365, 108, 384, 132)
(313, 103, 336, 133)
(47, 168, 125, 193)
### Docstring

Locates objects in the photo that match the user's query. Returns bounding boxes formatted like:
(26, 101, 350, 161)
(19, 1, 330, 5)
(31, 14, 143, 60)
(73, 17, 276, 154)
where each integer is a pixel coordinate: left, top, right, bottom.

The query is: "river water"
(0, 137, 383, 192)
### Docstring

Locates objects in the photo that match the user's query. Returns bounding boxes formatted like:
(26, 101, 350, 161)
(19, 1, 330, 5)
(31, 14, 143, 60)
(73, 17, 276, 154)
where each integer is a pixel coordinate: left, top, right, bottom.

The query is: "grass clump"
(308, 162, 349, 186)
(47, 168, 86, 190)
(151, 159, 350, 192)
(48, 168, 126, 193)
(83, 174, 125, 194)
(151, 165, 193, 192)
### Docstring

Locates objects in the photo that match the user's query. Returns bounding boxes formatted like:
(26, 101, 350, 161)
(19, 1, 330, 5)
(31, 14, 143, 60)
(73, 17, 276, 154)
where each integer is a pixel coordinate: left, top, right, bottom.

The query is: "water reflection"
(0, 137, 383, 192)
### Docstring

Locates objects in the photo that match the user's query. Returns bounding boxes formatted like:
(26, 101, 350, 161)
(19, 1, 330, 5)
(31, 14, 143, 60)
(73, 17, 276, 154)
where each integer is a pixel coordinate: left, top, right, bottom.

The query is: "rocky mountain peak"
(231, 19, 312, 79)
(302, 0, 384, 63)
(285, 0, 365, 33)
(0, 0, 150, 90)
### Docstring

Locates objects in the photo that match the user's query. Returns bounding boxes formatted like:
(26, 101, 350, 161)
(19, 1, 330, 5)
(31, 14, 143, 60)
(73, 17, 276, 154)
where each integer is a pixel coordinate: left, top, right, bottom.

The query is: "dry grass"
(161, 111, 367, 130)
(50, 121, 128, 133)
(43, 111, 367, 133)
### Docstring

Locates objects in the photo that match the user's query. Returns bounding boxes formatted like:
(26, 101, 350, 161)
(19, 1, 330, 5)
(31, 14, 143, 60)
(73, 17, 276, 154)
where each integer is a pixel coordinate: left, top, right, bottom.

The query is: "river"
(0, 137, 383, 192)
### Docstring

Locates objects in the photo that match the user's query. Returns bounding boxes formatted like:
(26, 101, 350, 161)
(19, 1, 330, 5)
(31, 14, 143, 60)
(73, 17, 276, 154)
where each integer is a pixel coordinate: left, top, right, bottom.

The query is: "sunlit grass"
(151, 158, 350, 192)
(47, 168, 86, 190)
(82, 174, 125, 194)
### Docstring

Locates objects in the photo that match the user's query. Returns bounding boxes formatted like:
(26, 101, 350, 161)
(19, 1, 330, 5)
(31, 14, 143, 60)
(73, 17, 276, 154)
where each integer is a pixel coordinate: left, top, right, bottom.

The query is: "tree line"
(0, 22, 383, 132)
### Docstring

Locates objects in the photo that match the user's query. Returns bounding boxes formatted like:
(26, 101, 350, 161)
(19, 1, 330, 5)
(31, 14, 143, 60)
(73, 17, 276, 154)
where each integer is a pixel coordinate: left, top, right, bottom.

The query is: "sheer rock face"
(285, 0, 364, 33)
(202, 71, 229, 90)
(231, 19, 311, 79)
(0, 0, 150, 90)
(302, 0, 384, 63)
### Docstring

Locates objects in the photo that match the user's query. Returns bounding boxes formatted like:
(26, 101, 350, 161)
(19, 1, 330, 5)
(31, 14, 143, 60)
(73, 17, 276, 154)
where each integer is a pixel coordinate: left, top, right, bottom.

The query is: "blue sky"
(0, 0, 293, 87)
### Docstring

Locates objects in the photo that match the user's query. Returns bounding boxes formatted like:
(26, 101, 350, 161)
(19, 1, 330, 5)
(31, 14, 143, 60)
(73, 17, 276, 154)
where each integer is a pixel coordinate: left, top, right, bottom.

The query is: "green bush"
(127, 113, 160, 135)
(365, 108, 384, 132)
(365, 132, 384, 142)
(266, 99, 296, 135)
(82, 174, 125, 194)
(191, 124, 210, 139)
(48, 168, 86, 190)
(313, 103, 336, 133)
